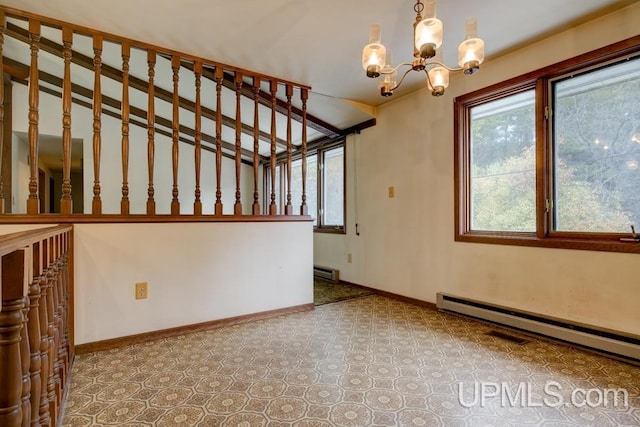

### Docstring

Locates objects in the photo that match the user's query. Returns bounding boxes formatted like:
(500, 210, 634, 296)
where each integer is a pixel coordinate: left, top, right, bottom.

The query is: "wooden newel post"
(120, 42, 131, 215)
(233, 71, 243, 215)
(0, 249, 28, 427)
(0, 11, 6, 214)
(269, 80, 278, 215)
(60, 27, 73, 215)
(285, 84, 293, 215)
(214, 67, 224, 216)
(300, 88, 309, 215)
(26, 20, 40, 215)
(252, 76, 261, 215)
(28, 242, 42, 427)
(91, 35, 103, 215)
(146, 50, 156, 215)
(170, 55, 181, 216)
(193, 61, 203, 216)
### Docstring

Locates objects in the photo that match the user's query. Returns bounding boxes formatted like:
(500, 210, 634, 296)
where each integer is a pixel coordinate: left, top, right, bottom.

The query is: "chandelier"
(361, 0, 485, 97)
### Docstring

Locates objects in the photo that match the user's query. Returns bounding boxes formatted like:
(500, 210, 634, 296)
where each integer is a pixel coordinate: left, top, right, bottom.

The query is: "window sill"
(455, 232, 640, 254)
(314, 227, 346, 235)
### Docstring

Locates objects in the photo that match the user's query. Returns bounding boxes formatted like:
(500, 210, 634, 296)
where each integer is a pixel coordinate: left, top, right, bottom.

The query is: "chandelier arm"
(388, 67, 416, 92)
(424, 68, 433, 88)
(380, 61, 415, 75)
(424, 60, 464, 72)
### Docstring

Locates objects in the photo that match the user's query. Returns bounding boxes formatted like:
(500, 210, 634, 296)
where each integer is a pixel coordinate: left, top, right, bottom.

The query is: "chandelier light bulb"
(414, 0, 443, 59)
(428, 51, 449, 96)
(379, 50, 397, 97)
(458, 17, 485, 74)
(362, 24, 387, 78)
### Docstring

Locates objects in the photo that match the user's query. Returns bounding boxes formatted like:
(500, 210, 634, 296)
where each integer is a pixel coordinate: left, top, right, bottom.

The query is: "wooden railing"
(0, 225, 73, 427)
(0, 6, 334, 218)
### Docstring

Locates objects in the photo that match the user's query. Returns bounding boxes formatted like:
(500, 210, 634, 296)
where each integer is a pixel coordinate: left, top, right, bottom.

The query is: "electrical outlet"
(135, 282, 148, 299)
(388, 186, 395, 198)
(347, 253, 353, 263)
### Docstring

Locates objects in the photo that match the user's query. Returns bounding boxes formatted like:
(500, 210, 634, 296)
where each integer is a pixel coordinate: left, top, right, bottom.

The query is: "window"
(266, 141, 345, 232)
(321, 145, 345, 228)
(455, 37, 640, 253)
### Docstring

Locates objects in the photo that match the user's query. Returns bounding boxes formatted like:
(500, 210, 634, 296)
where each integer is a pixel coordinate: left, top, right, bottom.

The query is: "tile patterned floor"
(63, 296, 640, 426)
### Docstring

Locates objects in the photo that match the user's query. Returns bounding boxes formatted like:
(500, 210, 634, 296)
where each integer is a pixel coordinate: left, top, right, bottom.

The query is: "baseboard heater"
(436, 293, 640, 361)
(313, 265, 339, 283)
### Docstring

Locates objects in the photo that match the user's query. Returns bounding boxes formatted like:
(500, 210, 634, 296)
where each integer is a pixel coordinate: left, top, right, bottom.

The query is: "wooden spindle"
(91, 35, 103, 215)
(146, 50, 156, 215)
(252, 77, 261, 215)
(120, 42, 130, 215)
(60, 27, 73, 215)
(0, 11, 5, 213)
(170, 55, 180, 215)
(214, 67, 224, 215)
(60, 235, 70, 371)
(37, 241, 50, 425)
(285, 84, 293, 215)
(234, 72, 243, 215)
(269, 81, 278, 215)
(28, 242, 42, 427)
(54, 237, 66, 395)
(193, 61, 202, 215)
(27, 20, 40, 215)
(45, 239, 58, 425)
(300, 88, 309, 215)
(0, 250, 27, 427)
(20, 282, 31, 427)
(64, 230, 73, 363)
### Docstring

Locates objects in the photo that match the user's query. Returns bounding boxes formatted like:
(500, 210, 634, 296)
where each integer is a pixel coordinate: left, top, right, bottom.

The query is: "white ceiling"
(2, 0, 635, 131)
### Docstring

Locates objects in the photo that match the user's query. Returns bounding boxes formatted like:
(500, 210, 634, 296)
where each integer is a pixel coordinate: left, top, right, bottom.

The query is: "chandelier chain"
(414, 0, 424, 15)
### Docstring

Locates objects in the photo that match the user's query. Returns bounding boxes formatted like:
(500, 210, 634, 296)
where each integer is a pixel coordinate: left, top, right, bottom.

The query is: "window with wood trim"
(455, 36, 640, 253)
(266, 141, 345, 232)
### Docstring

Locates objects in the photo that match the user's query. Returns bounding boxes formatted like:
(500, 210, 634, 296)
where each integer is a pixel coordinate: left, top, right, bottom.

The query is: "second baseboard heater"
(436, 293, 640, 361)
(313, 265, 339, 283)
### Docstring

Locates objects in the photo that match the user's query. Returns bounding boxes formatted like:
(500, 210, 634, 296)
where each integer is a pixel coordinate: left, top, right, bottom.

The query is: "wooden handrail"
(0, 6, 311, 90)
(0, 225, 72, 257)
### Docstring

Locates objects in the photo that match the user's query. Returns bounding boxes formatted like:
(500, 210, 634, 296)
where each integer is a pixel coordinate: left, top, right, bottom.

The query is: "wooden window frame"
(264, 139, 346, 234)
(454, 36, 640, 254)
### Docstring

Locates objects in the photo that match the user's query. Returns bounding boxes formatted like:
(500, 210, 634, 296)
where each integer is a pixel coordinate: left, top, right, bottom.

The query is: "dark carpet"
(313, 278, 375, 305)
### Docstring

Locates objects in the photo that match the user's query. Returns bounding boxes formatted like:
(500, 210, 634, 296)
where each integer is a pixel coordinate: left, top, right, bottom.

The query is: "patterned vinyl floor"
(63, 296, 640, 426)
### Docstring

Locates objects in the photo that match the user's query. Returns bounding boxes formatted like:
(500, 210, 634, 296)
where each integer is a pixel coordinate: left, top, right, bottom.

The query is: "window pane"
(322, 146, 344, 227)
(553, 57, 640, 232)
(291, 155, 318, 225)
(470, 90, 536, 232)
(308, 155, 318, 226)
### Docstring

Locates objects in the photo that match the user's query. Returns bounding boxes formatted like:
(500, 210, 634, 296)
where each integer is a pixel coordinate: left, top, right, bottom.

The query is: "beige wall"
(314, 4, 640, 335)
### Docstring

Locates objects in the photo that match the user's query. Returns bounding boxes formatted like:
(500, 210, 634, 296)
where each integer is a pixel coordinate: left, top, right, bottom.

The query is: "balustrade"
(0, 225, 73, 427)
(0, 6, 320, 218)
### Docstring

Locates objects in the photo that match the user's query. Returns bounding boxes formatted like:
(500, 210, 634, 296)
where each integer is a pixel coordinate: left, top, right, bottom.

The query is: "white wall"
(74, 222, 312, 344)
(11, 84, 255, 214)
(11, 133, 29, 213)
(314, 4, 640, 335)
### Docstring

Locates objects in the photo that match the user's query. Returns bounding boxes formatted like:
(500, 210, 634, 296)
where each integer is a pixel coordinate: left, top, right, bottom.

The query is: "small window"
(265, 141, 345, 232)
(321, 145, 345, 228)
